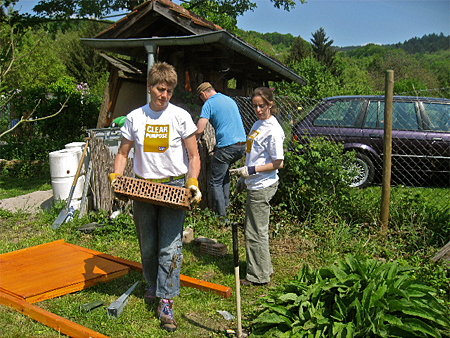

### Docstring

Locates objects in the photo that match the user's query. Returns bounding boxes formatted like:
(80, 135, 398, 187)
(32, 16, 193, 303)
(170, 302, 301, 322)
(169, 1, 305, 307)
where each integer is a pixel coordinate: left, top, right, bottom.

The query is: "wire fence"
(233, 87, 450, 215)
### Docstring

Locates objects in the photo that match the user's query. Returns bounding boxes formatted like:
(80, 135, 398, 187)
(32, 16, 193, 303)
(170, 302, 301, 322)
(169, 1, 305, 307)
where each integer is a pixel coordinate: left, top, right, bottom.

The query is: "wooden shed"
(81, 0, 306, 128)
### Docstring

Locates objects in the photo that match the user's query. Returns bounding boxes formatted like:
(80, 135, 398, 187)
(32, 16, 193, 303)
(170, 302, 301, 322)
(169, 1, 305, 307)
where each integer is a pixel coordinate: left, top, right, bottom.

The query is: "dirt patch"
(0, 190, 53, 214)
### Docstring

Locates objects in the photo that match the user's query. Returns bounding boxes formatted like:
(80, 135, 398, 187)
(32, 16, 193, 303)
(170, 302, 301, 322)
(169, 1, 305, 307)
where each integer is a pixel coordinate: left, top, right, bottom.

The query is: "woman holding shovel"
(230, 87, 284, 286)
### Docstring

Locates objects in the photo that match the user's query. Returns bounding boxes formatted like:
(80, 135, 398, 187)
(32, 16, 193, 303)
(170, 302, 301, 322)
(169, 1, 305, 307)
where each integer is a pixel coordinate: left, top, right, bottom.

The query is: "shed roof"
(96, 0, 222, 39)
(81, 0, 307, 85)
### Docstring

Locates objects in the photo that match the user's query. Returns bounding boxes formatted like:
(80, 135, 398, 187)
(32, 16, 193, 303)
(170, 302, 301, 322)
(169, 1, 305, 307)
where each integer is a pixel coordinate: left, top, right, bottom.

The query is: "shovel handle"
(232, 222, 239, 268)
(65, 138, 89, 209)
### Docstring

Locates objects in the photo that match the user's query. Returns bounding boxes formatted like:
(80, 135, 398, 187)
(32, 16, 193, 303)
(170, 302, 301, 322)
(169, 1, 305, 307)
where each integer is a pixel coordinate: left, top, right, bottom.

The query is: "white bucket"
(49, 148, 81, 178)
(49, 148, 85, 202)
(51, 174, 85, 202)
(65, 141, 89, 172)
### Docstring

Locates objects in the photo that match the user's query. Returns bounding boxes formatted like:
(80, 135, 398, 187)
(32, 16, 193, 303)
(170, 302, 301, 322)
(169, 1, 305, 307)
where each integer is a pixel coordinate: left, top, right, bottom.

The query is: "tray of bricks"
(113, 175, 191, 210)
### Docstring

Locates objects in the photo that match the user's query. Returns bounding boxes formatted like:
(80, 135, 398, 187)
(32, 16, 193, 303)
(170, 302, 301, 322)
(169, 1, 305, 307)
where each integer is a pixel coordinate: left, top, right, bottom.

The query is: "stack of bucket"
(48, 142, 90, 211)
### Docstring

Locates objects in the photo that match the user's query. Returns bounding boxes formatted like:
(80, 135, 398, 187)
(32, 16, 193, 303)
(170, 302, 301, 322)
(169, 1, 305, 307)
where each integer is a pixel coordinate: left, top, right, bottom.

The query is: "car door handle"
(369, 134, 382, 138)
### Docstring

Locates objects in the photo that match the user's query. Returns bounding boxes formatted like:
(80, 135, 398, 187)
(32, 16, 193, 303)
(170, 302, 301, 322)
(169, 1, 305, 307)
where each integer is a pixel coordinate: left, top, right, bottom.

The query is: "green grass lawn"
(1, 178, 449, 337)
(0, 176, 51, 200)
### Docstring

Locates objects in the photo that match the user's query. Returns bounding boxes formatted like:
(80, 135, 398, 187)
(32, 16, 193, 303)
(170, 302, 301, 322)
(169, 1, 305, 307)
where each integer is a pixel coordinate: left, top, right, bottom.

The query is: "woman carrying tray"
(109, 62, 201, 332)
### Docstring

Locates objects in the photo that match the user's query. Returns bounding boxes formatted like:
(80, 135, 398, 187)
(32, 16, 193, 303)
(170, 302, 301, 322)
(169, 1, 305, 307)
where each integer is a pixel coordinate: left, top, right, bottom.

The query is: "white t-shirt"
(244, 115, 285, 190)
(120, 103, 197, 179)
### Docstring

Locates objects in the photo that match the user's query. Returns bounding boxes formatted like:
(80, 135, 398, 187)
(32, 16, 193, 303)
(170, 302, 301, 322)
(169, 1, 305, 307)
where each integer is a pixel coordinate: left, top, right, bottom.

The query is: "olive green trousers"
(244, 181, 278, 284)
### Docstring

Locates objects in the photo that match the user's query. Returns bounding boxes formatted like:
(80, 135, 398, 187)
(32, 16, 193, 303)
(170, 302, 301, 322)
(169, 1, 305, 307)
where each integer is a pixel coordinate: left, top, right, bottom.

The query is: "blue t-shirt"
(199, 93, 246, 148)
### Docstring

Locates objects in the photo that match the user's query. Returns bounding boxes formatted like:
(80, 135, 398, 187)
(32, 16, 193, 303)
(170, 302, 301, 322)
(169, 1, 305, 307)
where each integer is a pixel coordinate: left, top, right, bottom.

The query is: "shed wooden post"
(380, 70, 394, 234)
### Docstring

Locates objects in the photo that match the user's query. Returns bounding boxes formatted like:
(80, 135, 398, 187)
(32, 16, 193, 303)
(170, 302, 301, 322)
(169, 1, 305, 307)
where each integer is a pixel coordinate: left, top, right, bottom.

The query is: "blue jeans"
(133, 178, 185, 299)
(210, 143, 246, 217)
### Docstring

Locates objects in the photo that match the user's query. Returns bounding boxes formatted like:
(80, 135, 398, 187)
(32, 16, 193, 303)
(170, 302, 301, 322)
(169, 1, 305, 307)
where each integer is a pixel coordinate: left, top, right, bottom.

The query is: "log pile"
(89, 132, 133, 213)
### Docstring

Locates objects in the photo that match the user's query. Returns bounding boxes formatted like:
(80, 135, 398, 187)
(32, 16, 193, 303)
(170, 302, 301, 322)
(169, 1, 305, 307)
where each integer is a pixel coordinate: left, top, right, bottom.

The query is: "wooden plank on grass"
(0, 291, 110, 338)
(77, 248, 233, 299)
(432, 240, 450, 263)
(0, 240, 130, 303)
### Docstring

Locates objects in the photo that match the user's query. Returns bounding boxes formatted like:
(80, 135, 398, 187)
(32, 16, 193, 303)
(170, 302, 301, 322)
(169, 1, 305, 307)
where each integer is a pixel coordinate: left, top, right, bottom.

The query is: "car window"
(393, 102, 418, 131)
(365, 101, 384, 129)
(365, 101, 418, 130)
(423, 102, 450, 132)
(314, 100, 362, 127)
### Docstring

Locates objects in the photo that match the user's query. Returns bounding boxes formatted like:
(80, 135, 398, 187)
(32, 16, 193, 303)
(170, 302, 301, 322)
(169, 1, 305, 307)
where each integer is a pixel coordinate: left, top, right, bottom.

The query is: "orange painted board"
(63, 243, 232, 298)
(0, 291, 110, 338)
(83, 250, 233, 299)
(180, 274, 232, 298)
(0, 240, 130, 303)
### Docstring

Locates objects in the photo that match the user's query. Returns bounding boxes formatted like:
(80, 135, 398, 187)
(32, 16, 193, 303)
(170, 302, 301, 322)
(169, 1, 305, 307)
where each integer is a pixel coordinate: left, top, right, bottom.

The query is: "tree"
(335, 53, 373, 95)
(56, 21, 109, 91)
(310, 27, 338, 76)
(285, 35, 311, 64)
(31, 0, 305, 32)
(367, 48, 440, 91)
(32, 0, 141, 19)
(278, 57, 340, 100)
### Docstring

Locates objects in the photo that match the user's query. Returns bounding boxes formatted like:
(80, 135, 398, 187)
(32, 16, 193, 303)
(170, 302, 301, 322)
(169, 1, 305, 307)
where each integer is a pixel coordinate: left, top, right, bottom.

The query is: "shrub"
(252, 255, 450, 337)
(276, 137, 356, 222)
(1, 77, 101, 177)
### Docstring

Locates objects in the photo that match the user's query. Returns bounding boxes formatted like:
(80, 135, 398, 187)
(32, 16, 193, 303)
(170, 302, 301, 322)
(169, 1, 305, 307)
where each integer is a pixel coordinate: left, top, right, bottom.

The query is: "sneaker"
(144, 285, 156, 304)
(157, 299, 177, 332)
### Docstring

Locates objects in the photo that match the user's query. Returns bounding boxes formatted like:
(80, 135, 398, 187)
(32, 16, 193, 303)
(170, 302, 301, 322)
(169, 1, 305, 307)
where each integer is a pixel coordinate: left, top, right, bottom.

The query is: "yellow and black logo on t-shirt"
(144, 124, 169, 153)
(246, 130, 258, 153)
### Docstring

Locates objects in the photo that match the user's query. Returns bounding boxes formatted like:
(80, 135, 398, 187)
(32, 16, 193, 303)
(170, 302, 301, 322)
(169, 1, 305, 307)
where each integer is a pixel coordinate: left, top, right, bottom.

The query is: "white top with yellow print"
(120, 102, 197, 179)
(245, 115, 285, 190)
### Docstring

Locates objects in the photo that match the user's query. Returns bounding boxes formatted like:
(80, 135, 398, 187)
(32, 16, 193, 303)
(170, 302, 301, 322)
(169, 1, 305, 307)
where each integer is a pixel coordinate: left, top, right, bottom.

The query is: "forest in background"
(0, 13, 449, 159)
(238, 29, 449, 98)
(1, 17, 448, 101)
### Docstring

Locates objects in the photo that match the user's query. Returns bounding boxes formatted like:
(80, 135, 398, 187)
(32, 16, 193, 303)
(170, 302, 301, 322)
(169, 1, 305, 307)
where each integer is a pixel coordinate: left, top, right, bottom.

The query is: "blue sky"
(236, 0, 450, 47)
(16, 0, 450, 47)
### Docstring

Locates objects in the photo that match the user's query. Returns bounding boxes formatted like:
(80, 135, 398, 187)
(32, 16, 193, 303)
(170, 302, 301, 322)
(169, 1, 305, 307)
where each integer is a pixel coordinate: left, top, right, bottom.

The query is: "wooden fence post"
(380, 70, 394, 234)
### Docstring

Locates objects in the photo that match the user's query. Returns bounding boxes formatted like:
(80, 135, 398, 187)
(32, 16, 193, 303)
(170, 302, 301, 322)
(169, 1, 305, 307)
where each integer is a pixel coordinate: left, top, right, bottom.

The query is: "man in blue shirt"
(195, 82, 246, 222)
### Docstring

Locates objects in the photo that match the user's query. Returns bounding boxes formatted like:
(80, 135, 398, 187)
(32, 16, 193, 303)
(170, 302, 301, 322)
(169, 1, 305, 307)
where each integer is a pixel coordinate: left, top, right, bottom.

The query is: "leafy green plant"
(389, 186, 450, 249)
(276, 137, 356, 222)
(252, 255, 450, 337)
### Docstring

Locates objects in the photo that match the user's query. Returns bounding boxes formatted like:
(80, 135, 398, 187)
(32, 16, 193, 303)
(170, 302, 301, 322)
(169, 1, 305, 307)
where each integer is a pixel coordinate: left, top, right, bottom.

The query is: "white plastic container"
(50, 175, 85, 202)
(65, 141, 89, 172)
(49, 148, 85, 203)
(49, 148, 80, 178)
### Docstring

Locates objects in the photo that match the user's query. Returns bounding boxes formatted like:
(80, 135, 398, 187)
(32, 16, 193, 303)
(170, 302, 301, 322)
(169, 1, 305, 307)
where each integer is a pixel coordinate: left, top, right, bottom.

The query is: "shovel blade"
(52, 209, 69, 229)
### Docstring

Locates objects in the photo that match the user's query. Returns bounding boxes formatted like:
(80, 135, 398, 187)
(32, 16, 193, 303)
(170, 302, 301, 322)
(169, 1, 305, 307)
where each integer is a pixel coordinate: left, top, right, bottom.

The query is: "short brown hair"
(147, 62, 177, 88)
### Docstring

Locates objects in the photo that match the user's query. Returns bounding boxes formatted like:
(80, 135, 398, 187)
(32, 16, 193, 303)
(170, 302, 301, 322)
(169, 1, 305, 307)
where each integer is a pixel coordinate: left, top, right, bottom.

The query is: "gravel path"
(0, 190, 53, 214)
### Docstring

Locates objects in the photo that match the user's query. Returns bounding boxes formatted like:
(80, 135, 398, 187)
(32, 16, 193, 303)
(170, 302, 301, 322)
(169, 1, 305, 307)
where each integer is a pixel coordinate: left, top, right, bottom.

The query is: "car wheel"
(345, 153, 375, 189)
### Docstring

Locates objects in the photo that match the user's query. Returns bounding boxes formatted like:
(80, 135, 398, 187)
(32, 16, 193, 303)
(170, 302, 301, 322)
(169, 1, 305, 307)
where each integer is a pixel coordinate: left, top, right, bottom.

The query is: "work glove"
(108, 173, 128, 202)
(236, 177, 245, 194)
(185, 177, 202, 205)
(229, 166, 256, 179)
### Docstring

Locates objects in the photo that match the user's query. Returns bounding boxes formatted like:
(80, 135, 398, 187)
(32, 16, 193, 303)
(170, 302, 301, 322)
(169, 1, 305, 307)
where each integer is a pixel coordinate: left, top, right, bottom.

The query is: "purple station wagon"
(293, 95, 450, 188)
